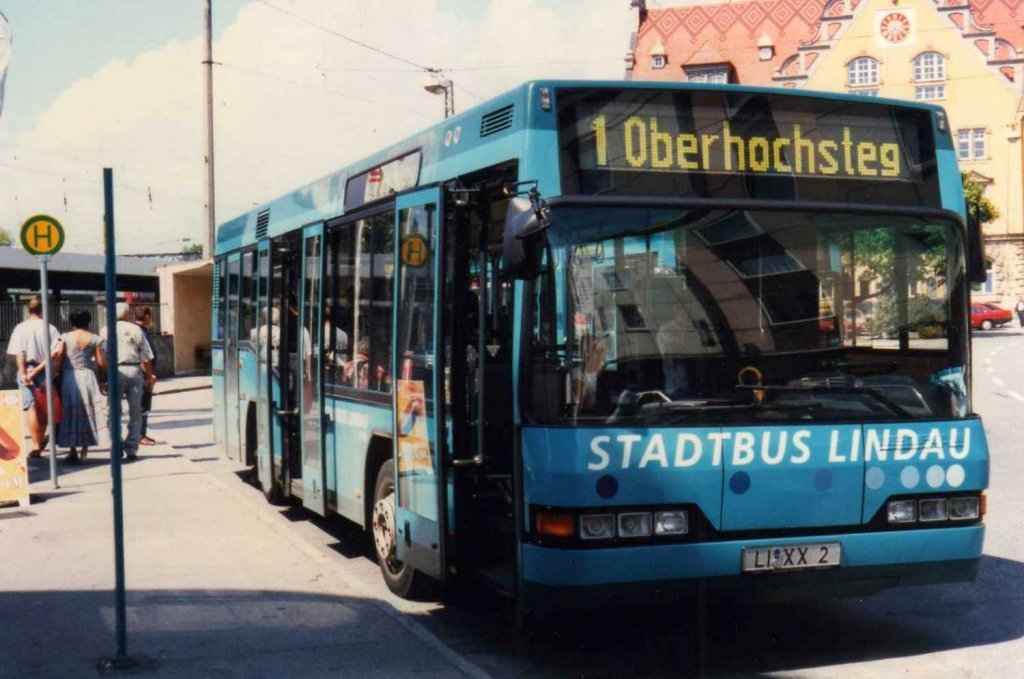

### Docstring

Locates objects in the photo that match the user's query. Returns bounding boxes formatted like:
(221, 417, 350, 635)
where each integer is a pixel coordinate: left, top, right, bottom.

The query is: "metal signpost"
(19, 214, 65, 488)
(97, 168, 137, 671)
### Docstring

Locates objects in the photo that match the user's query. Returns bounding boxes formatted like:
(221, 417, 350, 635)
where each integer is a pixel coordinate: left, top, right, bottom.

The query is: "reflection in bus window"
(325, 210, 394, 393)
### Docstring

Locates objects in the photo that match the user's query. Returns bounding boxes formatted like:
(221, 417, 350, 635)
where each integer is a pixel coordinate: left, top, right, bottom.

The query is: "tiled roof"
(632, 1, 1024, 86)
(956, 1, 1024, 70)
(634, 1, 832, 83)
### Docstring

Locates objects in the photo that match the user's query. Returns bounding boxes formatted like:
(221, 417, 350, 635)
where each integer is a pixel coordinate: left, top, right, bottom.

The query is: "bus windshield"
(525, 205, 969, 426)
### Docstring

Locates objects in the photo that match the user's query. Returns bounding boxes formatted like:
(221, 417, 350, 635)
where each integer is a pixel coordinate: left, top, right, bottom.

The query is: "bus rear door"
(224, 253, 242, 459)
(392, 188, 447, 581)
(299, 223, 327, 516)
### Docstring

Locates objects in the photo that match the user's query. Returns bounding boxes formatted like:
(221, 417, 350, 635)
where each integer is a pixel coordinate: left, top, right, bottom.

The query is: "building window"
(652, 55, 666, 70)
(914, 84, 946, 100)
(958, 128, 987, 161)
(852, 89, 879, 97)
(913, 52, 946, 82)
(847, 57, 879, 87)
(685, 65, 729, 84)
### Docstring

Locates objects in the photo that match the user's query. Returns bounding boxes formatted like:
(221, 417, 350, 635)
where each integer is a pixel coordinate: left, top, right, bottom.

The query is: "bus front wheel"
(372, 459, 429, 598)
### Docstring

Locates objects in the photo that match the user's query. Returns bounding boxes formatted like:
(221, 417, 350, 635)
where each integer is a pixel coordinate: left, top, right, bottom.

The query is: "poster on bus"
(396, 379, 433, 476)
(0, 390, 29, 507)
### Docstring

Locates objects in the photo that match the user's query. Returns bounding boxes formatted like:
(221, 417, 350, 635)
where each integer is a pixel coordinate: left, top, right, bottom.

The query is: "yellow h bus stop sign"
(20, 214, 65, 257)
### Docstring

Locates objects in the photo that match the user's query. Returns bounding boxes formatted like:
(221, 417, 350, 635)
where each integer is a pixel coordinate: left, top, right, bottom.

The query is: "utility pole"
(203, 0, 216, 258)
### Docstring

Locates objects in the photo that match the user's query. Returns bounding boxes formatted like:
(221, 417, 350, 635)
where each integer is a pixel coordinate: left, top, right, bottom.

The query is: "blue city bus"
(211, 81, 989, 611)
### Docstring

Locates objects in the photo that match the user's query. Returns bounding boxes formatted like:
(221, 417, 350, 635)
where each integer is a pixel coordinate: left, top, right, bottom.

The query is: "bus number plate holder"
(742, 542, 841, 572)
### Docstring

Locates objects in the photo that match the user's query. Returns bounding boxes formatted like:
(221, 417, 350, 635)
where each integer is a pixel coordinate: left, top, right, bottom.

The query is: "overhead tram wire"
(254, 0, 462, 103)
(216, 62, 436, 118)
(255, 0, 432, 71)
(442, 58, 622, 73)
(0, 162, 252, 216)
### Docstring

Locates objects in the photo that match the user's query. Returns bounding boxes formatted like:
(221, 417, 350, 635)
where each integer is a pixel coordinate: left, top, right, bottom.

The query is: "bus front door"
(270, 237, 301, 500)
(392, 188, 446, 581)
(224, 253, 242, 460)
(299, 224, 327, 516)
(255, 242, 273, 493)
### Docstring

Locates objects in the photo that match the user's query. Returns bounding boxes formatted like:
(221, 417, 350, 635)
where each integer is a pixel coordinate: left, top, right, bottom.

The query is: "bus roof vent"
(480, 104, 514, 137)
(255, 208, 270, 240)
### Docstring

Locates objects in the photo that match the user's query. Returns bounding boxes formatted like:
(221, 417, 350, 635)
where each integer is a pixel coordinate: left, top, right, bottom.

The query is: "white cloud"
(0, 0, 633, 254)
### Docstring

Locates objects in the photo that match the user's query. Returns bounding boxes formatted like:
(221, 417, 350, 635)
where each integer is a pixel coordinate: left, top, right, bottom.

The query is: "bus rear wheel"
(372, 459, 429, 599)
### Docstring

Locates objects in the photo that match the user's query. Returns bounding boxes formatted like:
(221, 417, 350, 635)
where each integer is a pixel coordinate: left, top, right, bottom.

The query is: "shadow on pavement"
(1, 589, 465, 678)
(149, 418, 212, 430)
(148, 408, 214, 417)
(407, 553, 1024, 678)
(258, 492, 1024, 675)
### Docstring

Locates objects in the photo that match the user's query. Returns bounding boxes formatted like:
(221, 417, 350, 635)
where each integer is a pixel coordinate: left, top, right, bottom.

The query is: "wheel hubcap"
(373, 492, 398, 570)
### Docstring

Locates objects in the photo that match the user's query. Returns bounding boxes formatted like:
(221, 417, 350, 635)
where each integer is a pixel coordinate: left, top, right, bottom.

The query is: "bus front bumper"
(520, 525, 983, 611)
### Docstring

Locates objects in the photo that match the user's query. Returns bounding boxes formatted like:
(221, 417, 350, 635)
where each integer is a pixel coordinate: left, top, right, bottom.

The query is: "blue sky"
(1, 0, 249, 135)
(0, 1, 632, 252)
(0, 0, 579, 135)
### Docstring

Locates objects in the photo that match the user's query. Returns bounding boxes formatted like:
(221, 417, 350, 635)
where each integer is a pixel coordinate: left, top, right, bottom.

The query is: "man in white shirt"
(100, 302, 155, 459)
(5, 298, 59, 456)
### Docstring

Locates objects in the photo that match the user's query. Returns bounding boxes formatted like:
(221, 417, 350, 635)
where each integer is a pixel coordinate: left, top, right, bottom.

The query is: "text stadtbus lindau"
(590, 116, 903, 179)
(587, 426, 972, 471)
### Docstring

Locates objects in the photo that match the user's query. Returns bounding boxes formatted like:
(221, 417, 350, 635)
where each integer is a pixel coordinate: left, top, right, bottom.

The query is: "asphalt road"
(207, 331, 1024, 678)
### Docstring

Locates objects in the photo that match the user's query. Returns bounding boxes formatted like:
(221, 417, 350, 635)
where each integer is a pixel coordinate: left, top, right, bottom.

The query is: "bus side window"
(370, 211, 394, 392)
(323, 235, 339, 386)
(240, 250, 255, 343)
(354, 219, 373, 389)
(330, 224, 356, 387)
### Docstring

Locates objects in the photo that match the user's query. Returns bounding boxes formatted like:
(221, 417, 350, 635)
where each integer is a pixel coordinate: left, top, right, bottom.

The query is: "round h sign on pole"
(19, 214, 65, 489)
(20, 214, 65, 257)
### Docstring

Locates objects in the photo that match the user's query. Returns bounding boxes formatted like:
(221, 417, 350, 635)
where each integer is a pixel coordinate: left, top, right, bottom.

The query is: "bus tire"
(372, 459, 428, 599)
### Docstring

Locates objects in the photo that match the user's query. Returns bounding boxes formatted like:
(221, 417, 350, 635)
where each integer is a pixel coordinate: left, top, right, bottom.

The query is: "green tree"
(181, 242, 204, 259)
(0, 226, 12, 247)
(963, 172, 999, 224)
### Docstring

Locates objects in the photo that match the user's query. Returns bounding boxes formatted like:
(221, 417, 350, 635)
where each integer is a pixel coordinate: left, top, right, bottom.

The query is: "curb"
(155, 384, 212, 396)
(169, 447, 492, 679)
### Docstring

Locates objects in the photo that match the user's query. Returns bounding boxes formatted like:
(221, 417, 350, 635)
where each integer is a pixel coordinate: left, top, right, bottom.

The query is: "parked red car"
(970, 303, 1013, 330)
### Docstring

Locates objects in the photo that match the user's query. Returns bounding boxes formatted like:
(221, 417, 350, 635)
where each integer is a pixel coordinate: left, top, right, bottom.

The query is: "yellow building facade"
(630, 0, 1024, 305)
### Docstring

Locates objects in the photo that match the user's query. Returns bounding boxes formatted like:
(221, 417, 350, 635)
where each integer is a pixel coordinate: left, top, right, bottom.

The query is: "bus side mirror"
(966, 210, 987, 285)
(503, 195, 549, 280)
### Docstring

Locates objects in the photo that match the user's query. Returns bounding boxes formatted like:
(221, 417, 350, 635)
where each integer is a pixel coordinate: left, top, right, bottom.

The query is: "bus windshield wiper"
(656, 401, 826, 424)
(737, 384, 912, 418)
(604, 394, 825, 425)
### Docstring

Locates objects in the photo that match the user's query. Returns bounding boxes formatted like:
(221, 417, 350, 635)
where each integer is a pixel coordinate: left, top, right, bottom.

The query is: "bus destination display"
(563, 90, 930, 183)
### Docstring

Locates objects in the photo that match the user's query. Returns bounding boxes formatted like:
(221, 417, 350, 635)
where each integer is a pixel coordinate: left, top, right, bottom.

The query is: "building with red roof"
(626, 0, 1024, 305)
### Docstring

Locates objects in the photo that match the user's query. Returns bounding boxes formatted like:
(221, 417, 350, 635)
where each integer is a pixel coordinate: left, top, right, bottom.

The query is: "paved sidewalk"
(1, 377, 486, 678)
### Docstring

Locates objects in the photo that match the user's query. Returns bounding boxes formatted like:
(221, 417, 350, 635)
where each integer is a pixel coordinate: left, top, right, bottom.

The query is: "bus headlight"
(654, 510, 688, 535)
(918, 498, 948, 522)
(617, 512, 653, 538)
(887, 500, 917, 523)
(579, 514, 615, 540)
(949, 497, 980, 521)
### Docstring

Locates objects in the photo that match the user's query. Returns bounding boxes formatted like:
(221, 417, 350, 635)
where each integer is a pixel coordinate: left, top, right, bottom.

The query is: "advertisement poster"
(0, 390, 29, 507)
(396, 379, 433, 476)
